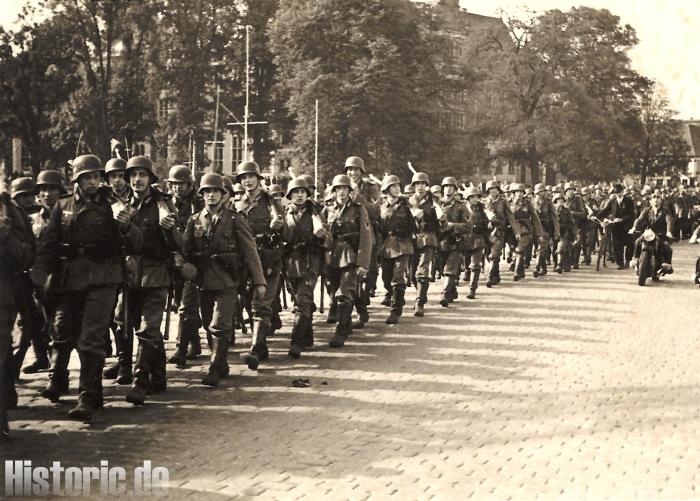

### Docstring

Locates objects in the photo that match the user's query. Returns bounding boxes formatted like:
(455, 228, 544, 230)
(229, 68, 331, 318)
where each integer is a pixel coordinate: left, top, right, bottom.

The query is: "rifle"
(319, 274, 326, 314)
(163, 285, 173, 341)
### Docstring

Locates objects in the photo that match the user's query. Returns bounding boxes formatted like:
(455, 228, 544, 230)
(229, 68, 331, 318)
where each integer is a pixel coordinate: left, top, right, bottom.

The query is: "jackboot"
(186, 331, 202, 360)
(243, 321, 268, 370)
(126, 341, 156, 405)
(513, 256, 526, 281)
(326, 299, 339, 324)
(386, 286, 405, 324)
(202, 335, 230, 387)
(168, 320, 189, 366)
(148, 341, 166, 394)
(555, 253, 564, 274)
(329, 299, 352, 348)
(22, 332, 51, 374)
(68, 352, 103, 421)
(353, 299, 369, 329)
(104, 326, 125, 379)
(41, 344, 71, 402)
(288, 315, 305, 359)
(414, 280, 429, 317)
(467, 269, 480, 299)
(440, 276, 457, 307)
(461, 269, 471, 285)
(380, 289, 393, 307)
(115, 328, 133, 385)
(302, 320, 314, 348)
(486, 260, 500, 287)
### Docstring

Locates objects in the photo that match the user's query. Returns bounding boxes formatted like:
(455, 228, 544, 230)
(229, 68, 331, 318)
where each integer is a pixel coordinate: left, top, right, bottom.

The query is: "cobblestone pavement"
(2, 243, 699, 500)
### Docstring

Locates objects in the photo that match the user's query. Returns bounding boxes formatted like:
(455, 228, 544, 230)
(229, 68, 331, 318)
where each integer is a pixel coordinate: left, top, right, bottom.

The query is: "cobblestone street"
(2, 243, 699, 500)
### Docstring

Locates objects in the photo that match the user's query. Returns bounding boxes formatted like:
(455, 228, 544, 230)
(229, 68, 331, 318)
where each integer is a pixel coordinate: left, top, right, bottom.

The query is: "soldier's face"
(39, 187, 61, 207)
(129, 169, 151, 194)
(414, 182, 428, 195)
(651, 195, 662, 209)
(334, 186, 350, 203)
(201, 187, 223, 207)
(346, 167, 362, 183)
(290, 188, 308, 206)
(169, 181, 191, 198)
(107, 172, 126, 191)
(565, 189, 575, 199)
(512, 190, 524, 202)
(468, 195, 479, 206)
(387, 185, 401, 198)
(488, 188, 499, 200)
(77, 171, 102, 195)
(240, 173, 259, 191)
(443, 185, 455, 198)
(14, 193, 34, 209)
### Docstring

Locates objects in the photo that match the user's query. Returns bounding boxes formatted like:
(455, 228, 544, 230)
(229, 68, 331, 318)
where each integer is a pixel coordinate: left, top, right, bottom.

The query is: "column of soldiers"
(1, 152, 698, 438)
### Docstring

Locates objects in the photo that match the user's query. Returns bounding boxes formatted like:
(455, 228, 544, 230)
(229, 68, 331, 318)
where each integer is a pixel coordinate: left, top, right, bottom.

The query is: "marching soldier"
(33, 154, 142, 421)
(282, 177, 327, 356)
(235, 161, 285, 370)
(463, 186, 489, 299)
(105, 158, 131, 200)
(580, 187, 599, 265)
(553, 191, 576, 273)
(531, 183, 560, 277)
(183, 173, 266, 386)
(122, 156, 183, 405)
(438, 177, 470, 307)
(408, 172, 439, 317)
(564, 183, 587, 268)
(322, 174, 372, 347)
(509, 184, 544, 281)
(377, 175, 415, 324)
(166, 165, 205, 367)
(1, 188, 35, 438)
(484, 180, 518, 287)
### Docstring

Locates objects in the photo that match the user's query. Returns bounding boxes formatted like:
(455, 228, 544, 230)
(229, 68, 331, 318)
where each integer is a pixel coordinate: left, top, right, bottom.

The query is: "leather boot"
(513, 256, 525, 281)
(22, 331, 51, 374)
(168, 319, 191, 366)
(386, 286, 405, 324)
(126, 341, 155, 405)
(440, 277, 457, 307)
(353, 297, 369, 329)
(326, 299, 339, 324)
(148, 341, 167, 394)
(486, 260, 500, 287)
(555, 253, 564, 273)
(186, 331, 202, 360)
(467, 269, 480, 299)
(380, 289, 392, 307)
(302, 319, 314, 348)
(116, 327, 133, 385)
(202, 335, 230, 387)
(288, 315, 305, 359)
(329, 299, 352, 348)
(461, 269, 471, 285)
(243, 321, 268, 370)
(41, 344, 71, 402)
(4, 354, 18, 410)
(68, 352, 103, 421)
(414, 280, 428, 317)
(104, 326, 125, 379)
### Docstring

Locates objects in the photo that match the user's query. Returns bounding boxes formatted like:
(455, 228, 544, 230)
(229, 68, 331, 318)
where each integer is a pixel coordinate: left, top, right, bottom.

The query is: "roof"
(686, 123, 700, 157)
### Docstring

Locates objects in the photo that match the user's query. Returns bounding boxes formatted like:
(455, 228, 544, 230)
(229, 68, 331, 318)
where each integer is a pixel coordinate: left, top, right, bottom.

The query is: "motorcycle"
(635, 228, 672, 286)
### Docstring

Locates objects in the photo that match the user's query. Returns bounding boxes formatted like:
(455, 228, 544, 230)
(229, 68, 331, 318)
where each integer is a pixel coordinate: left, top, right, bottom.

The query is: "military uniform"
(185, 177, 265, 386)
(464, 196, 489, 298)
(438, 188, 471, 307)
(554, 201, 576, 272)
(564, 188, 587, 268)
(408, 191, 439, 315)
(510, 194, 544, 281)
(0, 192, 35, 437)
(322, 190, 372, 347)
(630, 205, 675, 266)
(484, 190, 518, 286)
(531, 190, 560, 277)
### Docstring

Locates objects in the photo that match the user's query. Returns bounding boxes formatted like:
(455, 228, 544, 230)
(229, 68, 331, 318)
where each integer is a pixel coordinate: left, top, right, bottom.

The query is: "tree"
(0, 16, 80, 174)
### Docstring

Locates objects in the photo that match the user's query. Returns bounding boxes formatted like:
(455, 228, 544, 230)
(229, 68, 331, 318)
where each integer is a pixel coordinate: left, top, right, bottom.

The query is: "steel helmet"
(553, 192, 565, 202)
(299, 174, 315, 189)
(411, 172, 429, 185)
(331, 174, 352, 191)
(222, 176, 234, 194)
(525, 187, 533, 195)
(580, 187, 591, 195)
(464, 186, 482, 199)
(235, 160, 262, 181)
(269, 184, 284, 197)
(71, 154, 103, 182)
(125, 155, 158, 181)
(286, 177, 311, 199)
(324, 187, 334, 202)
(344, 156, 365, 172)
(404, 184, 415, 194)
(105, 158, 127, 175)
(533, 183, 546, 194)
(552, 185, 563, 194)
(36, 170, 67, 194)
(509, 183, 525, 193)
(430, 185, 442, 195)
(564, 182, 576, 192)
(441, 176, 458, 188)
(167, 164, 193, 183)
(233, 183, 245, 194)
(10, 177, 36, 199)
(198, 173, 225, 194)
(485, 180, 501, 192)
(381, 175, 401, 192)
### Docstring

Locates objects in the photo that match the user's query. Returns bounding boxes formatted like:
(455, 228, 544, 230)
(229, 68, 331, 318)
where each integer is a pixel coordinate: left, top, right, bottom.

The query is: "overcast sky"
(1, 0, 697, 119)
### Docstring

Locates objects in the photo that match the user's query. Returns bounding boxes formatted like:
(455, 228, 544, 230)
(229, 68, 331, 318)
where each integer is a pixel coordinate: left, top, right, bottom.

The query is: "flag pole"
(314, 99, 319, 200)
(244, 25, 250, 162)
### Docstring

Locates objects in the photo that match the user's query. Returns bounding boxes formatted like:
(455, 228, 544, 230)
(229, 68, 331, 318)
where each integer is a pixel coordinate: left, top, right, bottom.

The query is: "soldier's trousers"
(583, 223, 597, 261)
(572, 226, 586, 264)
(176, 281, 201, 349)
(12, 274, 45, 371)
(1, 307, 16, 430)
(464, 247, 485, 272)
(381, 255, 411, 287)
(290, 273, 319, 320)
(117, 288, 168, 347)
(327, 266, 359, 303)
(54, 287, 119, 357)
(536, 235, 552, 269)
(439, 250, 462, 277)
(200, 288, 237, 340)
(254, 260, 283, 329)
(415, 247, 434, 281)
(555, 238, 572, 271)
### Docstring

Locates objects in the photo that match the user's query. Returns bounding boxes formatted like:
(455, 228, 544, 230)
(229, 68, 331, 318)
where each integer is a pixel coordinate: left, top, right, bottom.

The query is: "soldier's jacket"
(438, 196, 471, 252)
(408, 192, 439, 249)
(631, 206, 674, 237)
(184, 205, 265, 290)
(484, 196, 520, 236)
(34, 186, 143, 291)
(465, 201, 490, 250)
(236, 190, 285, 271)
(556, 205, 577, 241)
(532, 198, 560, 239)
(351, 179, 380, 247)
(31, 206, 52, 239)
(126, 186, 183, 288)
(378, 197, 415, 259)
(565, 196, 587, 227)
(282, 200, 327, 279)
(0, 193, 35, 308)
(113, 183, 132, 202)
(173, 191, 205, 232)
(510, 199, 545, 238)
(322, 199, 372, 269)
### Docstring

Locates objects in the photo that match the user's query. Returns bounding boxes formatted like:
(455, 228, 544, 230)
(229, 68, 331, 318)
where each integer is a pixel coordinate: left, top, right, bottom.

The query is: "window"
(159, 98, 172, 122)
(133, 142, 146, 157)
(214, 141, 224, 173)
(454, 112, 464, 130)
(231, 134, 243, 167)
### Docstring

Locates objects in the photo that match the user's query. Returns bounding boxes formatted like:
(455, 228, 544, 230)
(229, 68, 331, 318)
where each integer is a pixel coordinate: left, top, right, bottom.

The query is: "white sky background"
(1, 0, 698, 119)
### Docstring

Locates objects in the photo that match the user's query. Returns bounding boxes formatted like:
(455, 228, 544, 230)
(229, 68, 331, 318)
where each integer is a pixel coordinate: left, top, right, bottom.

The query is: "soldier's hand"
(613, 217, 623, 223)
(413, 209, 424, 220)
(160, 213, 176, 230)
(327, 212, 338, 224)
(627, 228, 634, 235)
(115, 208, 131, 229)
(313, 227, 326, 238)
(254, 284, 266, 298)
(356, 266, 368, 279)
(270, 217, 283, 231)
